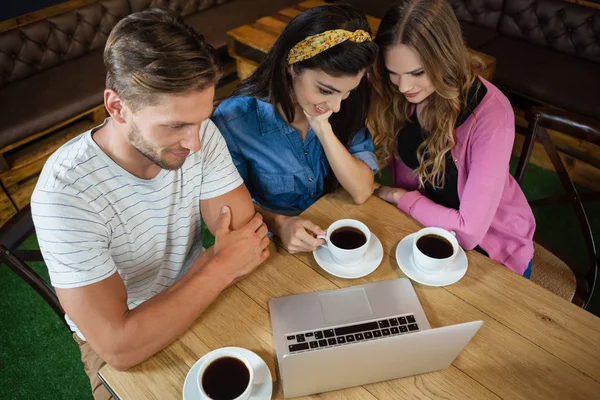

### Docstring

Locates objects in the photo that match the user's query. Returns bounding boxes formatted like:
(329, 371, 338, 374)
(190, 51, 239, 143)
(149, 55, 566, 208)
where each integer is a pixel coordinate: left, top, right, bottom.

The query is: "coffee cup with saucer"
(395, 227, 468, 286)
(412, 227, 459, 273)
(183, 347, 272, 400)
(313, 219, 383, 279)
(316, 219, 371, 266)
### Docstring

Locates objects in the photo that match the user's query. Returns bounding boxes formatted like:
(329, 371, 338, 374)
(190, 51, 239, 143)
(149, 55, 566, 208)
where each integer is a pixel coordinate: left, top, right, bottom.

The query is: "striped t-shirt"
(31, 118, 243, 339)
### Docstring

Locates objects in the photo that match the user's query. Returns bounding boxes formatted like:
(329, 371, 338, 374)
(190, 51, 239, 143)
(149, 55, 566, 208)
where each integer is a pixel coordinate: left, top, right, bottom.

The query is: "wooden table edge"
(98, 371, 121, 400)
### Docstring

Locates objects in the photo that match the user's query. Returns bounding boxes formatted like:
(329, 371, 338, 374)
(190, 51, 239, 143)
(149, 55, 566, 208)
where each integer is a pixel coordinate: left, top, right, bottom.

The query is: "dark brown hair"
(233, 4, 377, 147)
(104, 9, 219, 110)
(232, 4, 377, 194)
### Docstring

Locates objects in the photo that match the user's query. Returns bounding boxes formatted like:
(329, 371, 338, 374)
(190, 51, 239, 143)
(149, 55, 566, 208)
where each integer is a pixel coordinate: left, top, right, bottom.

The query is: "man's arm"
(56, 185, 268, 370)
(56, 250, 228, 370)
(201, 184, 255, 233)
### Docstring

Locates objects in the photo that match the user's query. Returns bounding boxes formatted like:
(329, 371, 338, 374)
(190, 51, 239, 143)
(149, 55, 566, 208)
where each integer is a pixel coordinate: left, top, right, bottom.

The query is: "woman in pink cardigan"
(369, 0, 535, 276)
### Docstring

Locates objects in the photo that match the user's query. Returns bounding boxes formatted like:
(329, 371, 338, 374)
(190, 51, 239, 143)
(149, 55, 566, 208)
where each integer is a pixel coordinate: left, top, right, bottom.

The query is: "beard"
(127, 121, 186, 170)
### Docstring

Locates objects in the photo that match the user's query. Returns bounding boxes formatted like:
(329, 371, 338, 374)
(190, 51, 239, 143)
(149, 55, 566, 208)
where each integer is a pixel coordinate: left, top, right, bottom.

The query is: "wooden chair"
(0, 204, 68, 328)
(515, 106, 599, 309)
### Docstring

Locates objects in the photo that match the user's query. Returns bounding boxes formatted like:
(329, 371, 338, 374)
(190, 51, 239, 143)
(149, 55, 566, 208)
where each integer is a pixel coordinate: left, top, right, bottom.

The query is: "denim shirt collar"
(256, 99, 298, 136)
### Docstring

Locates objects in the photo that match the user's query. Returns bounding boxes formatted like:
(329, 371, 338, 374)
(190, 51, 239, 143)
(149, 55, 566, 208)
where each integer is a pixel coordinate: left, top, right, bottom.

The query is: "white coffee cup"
(197, 349, 254, 400)
(412, 227, 459, 273)
(317, 219, 371, 266)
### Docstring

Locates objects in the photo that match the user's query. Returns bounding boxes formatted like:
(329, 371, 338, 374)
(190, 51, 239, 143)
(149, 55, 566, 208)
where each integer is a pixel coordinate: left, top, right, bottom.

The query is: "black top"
(397, 78, 488, 211)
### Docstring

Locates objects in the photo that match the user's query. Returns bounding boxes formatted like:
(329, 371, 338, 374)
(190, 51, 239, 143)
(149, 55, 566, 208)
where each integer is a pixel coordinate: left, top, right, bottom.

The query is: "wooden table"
(99, 190, 600, 399)
(226, 0, 496, 81)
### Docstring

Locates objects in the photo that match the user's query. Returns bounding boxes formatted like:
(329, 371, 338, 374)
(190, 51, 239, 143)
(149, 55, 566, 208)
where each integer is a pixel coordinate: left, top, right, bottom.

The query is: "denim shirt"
(212, 96, 378, 215)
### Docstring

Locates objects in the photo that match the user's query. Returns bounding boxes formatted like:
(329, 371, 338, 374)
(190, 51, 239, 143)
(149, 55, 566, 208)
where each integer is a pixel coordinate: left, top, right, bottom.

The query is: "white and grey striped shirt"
(31, 118, 242, 339)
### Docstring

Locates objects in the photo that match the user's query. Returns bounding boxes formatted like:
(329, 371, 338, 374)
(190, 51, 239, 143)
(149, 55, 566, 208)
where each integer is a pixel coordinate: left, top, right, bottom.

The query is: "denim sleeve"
(347, 127, 379, 172)
(211, 108, 251, 191)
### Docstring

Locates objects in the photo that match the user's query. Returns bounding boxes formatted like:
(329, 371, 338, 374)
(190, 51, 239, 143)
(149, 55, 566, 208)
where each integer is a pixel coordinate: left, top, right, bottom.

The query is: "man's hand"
(277, 216, 326, 254)
(210, 206, 270, 284)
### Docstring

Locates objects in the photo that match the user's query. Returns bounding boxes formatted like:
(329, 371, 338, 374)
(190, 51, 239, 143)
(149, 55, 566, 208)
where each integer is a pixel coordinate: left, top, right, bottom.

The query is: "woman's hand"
(303, 109, 334, 139)
(375, 185, 407, 205)
(277, 215, 326, 254)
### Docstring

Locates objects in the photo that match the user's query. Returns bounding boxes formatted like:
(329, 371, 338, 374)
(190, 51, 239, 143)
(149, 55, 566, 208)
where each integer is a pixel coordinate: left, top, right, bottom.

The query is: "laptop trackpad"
(318, 288, 373, 325)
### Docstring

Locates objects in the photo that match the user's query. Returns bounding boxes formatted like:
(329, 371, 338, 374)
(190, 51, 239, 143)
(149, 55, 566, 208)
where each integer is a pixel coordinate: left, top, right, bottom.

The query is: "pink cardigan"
(391, 77, 535, 274)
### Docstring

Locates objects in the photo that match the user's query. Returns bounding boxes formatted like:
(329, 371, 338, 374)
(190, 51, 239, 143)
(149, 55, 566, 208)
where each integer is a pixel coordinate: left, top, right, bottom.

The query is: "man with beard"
(31, 9, 269, 400)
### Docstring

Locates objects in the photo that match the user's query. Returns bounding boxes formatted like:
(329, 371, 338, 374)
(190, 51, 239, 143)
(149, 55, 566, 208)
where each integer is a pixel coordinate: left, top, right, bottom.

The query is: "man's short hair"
(104, 9, 219, 110)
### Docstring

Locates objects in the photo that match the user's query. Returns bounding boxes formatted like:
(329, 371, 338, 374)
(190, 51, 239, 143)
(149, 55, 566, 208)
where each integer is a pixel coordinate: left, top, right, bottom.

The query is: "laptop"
(269, 278, 483, 398)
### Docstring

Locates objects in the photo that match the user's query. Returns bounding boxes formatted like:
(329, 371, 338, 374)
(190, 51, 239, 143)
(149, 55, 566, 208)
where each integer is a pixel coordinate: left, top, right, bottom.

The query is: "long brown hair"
(233, 4, 377, 193)
(369, 0, 484, 189)
(234, 4, 377, 147)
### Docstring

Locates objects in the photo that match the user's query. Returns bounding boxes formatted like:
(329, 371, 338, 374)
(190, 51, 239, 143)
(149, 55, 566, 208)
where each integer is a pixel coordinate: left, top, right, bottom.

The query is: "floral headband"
(287, 29, 372, 65)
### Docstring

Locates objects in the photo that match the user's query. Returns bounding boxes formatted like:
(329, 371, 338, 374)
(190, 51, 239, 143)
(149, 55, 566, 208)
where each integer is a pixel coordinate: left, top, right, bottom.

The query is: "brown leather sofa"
(335, 0, 600, 122)
(0, 0, 301, 152)
(0, 0, 303, 225)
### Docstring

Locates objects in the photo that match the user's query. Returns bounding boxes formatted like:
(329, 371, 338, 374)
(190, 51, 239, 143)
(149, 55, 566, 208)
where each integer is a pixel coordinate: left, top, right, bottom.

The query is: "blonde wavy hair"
(369, 0, 484, 189)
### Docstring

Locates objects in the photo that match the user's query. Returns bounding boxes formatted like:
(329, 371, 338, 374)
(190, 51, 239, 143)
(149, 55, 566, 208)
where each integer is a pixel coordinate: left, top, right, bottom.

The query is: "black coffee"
(416, 234, 454, 259)
(330, 227, 367, 250)
(201, 357, 250, 400)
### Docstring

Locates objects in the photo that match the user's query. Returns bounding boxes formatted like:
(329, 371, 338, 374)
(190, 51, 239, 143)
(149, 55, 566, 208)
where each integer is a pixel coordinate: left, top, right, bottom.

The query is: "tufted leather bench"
(0, 1, 126, 151)
(452, 0, 600, 122)
(0, 0, 303, 150)
(0, 0, 301, 224)
(335, 0, 600, 122)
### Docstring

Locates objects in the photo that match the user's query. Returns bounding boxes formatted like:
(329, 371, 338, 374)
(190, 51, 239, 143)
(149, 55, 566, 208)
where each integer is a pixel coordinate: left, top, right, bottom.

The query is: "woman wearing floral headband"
(213, 4, 378, 254)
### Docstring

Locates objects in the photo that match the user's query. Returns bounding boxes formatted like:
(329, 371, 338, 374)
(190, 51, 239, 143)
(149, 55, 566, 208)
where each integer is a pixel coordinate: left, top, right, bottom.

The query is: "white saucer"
(395, 233, 468, 286)
(183, 347, 273, 400)
(313, 234, 384, 279)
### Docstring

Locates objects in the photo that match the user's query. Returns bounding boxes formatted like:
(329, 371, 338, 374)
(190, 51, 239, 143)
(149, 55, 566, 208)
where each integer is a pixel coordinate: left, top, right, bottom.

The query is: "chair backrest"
(515, 106, 599, 309)
(0, 203, 35, 250)
(1, 245, 68, 326)
(0, 206, 68, 328)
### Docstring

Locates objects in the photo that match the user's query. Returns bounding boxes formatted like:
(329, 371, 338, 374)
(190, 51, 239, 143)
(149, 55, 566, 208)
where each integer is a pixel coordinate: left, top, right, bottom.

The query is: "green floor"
(1, 159, 598, 400)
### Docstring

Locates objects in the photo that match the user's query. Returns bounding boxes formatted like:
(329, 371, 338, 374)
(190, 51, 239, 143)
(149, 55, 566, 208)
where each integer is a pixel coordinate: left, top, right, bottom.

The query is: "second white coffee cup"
(197, 349, 254, 400)
(412, 227, 459, 273)
(317, 219, 371, 266)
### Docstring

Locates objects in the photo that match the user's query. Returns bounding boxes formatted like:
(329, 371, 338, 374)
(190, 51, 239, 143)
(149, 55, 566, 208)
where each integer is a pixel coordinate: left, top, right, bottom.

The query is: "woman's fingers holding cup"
(298, 232, 325, 252)
(279, 217, 325, 253)
(298, 219, 326, 237)
(284, 229, 320, 254)
(296, 220, 325, 250)
(289, 231, 321, 253)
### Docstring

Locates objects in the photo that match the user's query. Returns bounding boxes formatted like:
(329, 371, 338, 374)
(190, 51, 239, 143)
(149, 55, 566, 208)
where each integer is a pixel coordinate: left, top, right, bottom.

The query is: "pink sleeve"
(396, 106, 514, 250)
(389, 156, 420, 191)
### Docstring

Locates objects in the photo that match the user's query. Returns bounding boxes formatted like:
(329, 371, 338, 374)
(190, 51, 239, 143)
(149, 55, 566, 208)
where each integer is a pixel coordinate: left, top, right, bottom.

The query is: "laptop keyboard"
(286, 314, 419, 353)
